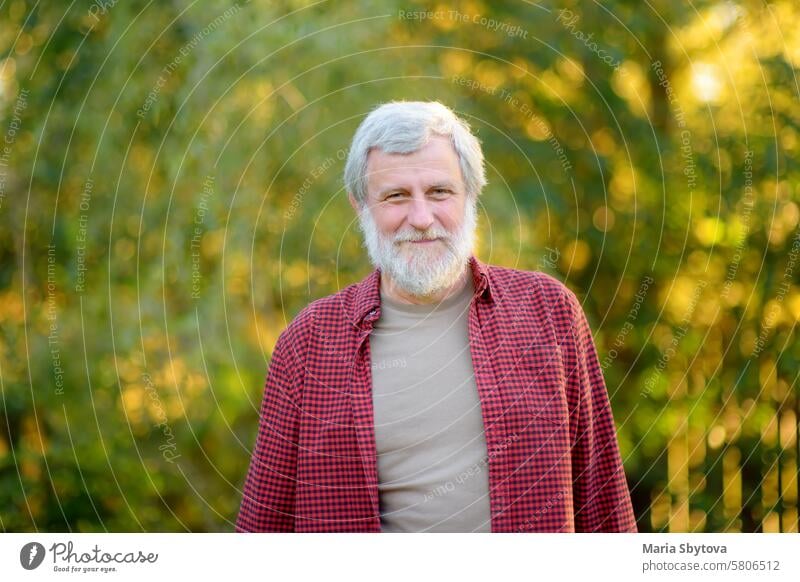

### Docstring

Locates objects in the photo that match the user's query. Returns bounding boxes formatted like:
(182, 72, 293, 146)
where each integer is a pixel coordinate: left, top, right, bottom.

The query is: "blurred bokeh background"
(0, 0, 798, 532)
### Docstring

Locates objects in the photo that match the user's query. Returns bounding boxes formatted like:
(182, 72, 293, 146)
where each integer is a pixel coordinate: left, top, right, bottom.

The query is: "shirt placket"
(349, 307, 381, 531)
(467, 296, 511, 531)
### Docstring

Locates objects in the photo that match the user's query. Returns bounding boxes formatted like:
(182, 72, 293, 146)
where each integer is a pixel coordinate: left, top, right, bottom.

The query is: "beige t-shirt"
(369, 276, 492, 532)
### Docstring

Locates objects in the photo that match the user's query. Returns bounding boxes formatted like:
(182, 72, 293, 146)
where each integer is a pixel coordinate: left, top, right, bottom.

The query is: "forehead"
(365, 135, 463, 191)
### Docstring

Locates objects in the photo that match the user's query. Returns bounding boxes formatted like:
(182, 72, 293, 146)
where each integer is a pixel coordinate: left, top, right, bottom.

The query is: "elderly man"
(236, 101, 637, 533)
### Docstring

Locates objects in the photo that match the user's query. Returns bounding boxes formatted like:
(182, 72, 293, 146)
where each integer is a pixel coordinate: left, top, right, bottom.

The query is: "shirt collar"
(352, 255, 493, 326)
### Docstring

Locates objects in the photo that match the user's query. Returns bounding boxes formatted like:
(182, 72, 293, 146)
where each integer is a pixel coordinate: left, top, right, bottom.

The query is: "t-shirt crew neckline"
(379, 273, 475, 315)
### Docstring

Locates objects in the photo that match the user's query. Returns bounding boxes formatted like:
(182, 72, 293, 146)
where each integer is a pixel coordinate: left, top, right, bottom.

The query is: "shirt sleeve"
(559, 288, 638, 532)
(235, 330, 301, 532)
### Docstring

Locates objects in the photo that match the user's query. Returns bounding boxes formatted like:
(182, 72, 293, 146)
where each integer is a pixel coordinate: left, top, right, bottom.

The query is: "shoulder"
(278, 278, 363, 345)
(485, 263, 579, 313)
(269, 282, 362, 388)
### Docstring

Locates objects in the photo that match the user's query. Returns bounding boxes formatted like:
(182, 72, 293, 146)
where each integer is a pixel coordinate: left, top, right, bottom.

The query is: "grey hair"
(343, 101, 487, 207)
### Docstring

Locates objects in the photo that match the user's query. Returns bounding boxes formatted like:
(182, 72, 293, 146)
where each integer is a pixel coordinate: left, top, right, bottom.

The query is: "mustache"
(392, 228, 450, 243)
(392, 229, 457, 253)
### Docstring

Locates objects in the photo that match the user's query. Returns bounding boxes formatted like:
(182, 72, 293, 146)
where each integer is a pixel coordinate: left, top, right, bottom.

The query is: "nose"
(406, 196, 435, 231)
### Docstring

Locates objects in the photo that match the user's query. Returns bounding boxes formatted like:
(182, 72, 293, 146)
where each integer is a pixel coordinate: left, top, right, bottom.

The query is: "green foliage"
(1, 0, 798, 532)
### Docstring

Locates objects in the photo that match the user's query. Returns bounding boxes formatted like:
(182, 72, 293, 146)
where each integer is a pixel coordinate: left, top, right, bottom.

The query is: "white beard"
(356, 200, 477, 298)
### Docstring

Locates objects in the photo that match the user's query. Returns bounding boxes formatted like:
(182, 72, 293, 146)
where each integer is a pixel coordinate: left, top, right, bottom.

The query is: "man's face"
(349, 135, 477, 298)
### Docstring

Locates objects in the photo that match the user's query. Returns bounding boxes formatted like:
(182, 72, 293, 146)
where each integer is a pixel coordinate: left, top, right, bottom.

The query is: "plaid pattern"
(236, 255, 637, 532)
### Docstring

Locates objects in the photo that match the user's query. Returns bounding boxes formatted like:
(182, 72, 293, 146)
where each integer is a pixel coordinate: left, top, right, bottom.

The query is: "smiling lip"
(408, 238, 440, 244)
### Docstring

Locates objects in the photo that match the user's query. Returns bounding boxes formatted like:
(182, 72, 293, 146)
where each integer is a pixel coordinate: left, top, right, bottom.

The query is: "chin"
(399, 251, 447, 273)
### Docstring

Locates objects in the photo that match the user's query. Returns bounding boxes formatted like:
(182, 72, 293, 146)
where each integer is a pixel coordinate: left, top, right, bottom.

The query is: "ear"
(348, 192, 360, 213)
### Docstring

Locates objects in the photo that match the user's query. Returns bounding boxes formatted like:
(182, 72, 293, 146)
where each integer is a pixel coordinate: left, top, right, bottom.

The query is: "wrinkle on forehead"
(366, 136, 465, 197)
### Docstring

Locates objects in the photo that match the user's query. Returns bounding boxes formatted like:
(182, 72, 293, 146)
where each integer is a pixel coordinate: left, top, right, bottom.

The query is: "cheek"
(372, 206, 405, 234)
(436, 201, 464, 229)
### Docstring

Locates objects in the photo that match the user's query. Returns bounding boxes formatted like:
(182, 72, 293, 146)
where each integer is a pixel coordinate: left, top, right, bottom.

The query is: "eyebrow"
(377, 182, 458, 197)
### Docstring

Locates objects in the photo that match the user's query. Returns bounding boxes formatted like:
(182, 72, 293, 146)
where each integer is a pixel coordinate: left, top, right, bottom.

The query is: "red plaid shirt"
(236, 255, 637, 532)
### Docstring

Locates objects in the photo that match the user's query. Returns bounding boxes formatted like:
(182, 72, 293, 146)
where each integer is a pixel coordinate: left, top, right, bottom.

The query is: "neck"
(380, 265, 470, 305)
